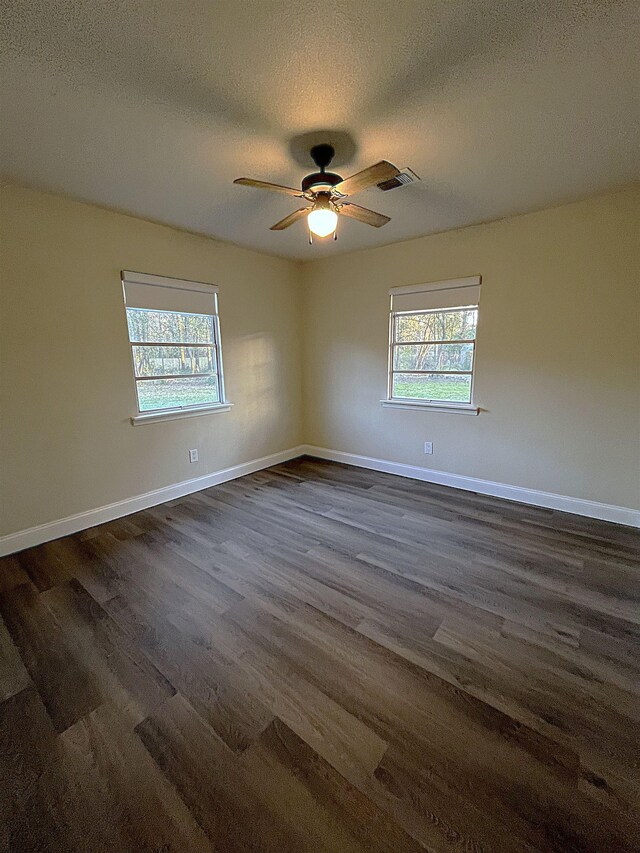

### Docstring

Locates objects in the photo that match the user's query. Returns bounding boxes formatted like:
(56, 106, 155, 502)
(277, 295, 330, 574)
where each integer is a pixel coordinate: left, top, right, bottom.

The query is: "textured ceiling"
(1, 1, 638, 260)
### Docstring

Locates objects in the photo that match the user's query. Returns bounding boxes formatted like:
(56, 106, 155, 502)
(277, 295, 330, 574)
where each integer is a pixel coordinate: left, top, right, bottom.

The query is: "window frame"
(383, 276, 481, 415)
(121, 271, 231, 424)
(387, 305, 478, 406)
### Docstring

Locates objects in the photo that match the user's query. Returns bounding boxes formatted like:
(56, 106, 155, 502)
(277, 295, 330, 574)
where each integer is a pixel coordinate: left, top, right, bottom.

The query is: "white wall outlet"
(423, 442, 433, 455)
(188, 449, 199, 463)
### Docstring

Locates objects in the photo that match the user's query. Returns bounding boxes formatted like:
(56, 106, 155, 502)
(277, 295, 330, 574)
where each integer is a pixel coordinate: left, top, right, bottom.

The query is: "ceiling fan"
(234, 144, 400, 241)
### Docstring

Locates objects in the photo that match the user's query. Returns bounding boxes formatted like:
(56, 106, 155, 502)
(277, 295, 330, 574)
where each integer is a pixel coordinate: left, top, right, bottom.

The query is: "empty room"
(1, 1, 639, 851)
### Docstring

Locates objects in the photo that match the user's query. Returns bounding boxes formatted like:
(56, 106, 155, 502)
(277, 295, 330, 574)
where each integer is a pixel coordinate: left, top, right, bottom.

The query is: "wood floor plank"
(48, 535, 121, 604)
(0, 555, 30, 594)
(104, 591, 275, 753)
(0, 686, 62, 852)
(0, 457, 638, 850)
(49, 701, 214, 852)
(1, 689, 215, 853)
(138, 692, 321, 853)
(41, 579, 176, 725)
(137, 693, 414, 853)
(247, 718, 426, 853)
(0, 582, 103, 732)
(0, 612, 31, 703)
(194, 603, 390, 783)
(17, 540, 77, 592)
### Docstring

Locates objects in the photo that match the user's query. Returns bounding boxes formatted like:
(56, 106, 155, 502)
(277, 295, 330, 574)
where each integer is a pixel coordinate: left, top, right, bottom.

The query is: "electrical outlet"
(423, 442, 433, 455)
(188, 449, 199, 463)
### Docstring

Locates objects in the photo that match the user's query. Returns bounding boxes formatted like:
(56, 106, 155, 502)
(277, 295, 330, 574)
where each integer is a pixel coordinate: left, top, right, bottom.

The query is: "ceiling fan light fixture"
(235, 147, 400, 240)
(307, 195, 338, 238)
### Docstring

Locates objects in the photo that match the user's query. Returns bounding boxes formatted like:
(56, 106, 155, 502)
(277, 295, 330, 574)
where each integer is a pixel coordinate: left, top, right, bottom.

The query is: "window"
(386, 276, 481, 410)
(122, 271, 228, 420)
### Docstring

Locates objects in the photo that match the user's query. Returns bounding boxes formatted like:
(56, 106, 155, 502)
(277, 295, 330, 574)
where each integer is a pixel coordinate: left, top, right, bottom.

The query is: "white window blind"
(389, 275, 481, 312)
(122, 270, 218, 315)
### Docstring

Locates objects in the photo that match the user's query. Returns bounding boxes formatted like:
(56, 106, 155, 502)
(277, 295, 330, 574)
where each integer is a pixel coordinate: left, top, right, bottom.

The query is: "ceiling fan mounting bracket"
(309, 143, 335, 171)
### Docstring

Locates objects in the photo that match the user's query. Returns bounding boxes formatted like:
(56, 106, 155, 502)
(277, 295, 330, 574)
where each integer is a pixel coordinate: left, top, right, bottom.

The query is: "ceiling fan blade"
(270, 208, 310, 231)
(337, 202, 390, 228)
(234, 178, 304, 197)
(333, 161, 400, 198)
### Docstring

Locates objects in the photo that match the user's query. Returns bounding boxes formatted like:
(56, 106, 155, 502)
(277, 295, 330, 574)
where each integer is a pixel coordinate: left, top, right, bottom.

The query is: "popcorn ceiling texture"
(1, 0, 638, 259)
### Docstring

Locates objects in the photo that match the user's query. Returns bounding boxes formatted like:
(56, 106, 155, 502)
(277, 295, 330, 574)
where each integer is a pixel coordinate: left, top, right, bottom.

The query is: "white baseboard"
(2, 442, 637, 556)
(0, 446, 306, 557)
(302, 445, 640, 528)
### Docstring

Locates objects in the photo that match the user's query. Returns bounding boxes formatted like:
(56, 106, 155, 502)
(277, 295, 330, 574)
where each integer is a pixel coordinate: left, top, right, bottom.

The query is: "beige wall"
(301, 186, 640, 510)
(1, 184, 303, 536)
(2, 184, 638, 541)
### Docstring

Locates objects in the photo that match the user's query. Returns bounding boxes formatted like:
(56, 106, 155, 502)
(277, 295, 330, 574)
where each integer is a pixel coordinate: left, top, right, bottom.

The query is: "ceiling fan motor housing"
(301, 171, 342, 194)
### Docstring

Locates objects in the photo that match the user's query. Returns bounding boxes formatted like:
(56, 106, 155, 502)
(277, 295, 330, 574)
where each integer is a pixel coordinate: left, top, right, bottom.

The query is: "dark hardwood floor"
(1, 457, 639, 852)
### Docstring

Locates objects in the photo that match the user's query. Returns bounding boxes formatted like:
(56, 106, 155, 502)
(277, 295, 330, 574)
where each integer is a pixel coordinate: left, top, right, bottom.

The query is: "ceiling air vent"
(377, 167, 421, 192)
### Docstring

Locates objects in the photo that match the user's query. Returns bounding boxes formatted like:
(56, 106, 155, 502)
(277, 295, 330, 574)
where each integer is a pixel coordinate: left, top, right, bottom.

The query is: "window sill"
(380, 399, 479, 415)
(131, 402, 233, 425)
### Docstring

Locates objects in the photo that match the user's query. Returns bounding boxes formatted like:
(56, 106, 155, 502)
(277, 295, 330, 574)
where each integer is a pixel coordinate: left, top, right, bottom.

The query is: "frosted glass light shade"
(308, 208, 338, 237)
